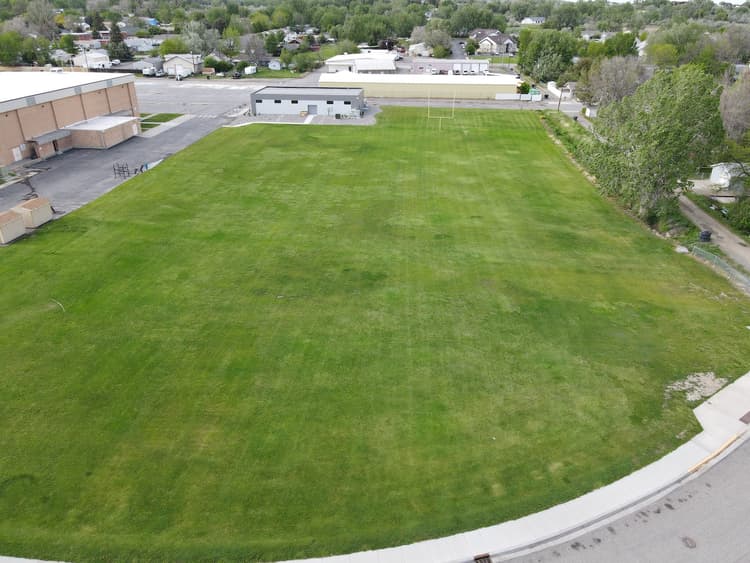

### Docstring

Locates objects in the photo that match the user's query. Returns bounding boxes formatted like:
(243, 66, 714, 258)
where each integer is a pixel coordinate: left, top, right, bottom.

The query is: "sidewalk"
(280, 372, 750, 563)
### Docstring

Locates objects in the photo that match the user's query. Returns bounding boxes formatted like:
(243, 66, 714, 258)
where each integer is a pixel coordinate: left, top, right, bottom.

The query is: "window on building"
(275, 100, 281, 104)
(326, 100, 334, 105)
(257, 99, 263, 103)
(291, 100, 298, 104)
(344, 101, 351, 105)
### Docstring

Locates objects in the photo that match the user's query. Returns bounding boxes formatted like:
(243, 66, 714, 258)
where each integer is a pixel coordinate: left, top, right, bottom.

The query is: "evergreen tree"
(107, 23, 132, 61)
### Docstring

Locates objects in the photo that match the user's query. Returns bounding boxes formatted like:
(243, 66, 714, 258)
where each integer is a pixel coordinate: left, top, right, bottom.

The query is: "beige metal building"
(12, 197, 53, 228)
(0, 210, 25, 243)
(0, 71, 140, 167)
(318, 71, 520, 99)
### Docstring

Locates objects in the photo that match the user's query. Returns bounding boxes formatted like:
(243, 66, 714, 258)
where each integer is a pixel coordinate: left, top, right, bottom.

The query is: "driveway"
(678, 195, 750, 274)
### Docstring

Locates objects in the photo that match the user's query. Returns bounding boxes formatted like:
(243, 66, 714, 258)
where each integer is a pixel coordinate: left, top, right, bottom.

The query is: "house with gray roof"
(468, 29, 517, 55)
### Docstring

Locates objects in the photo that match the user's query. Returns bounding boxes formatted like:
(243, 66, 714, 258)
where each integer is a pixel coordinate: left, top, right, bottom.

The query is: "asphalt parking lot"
(0, 113, 224, 214)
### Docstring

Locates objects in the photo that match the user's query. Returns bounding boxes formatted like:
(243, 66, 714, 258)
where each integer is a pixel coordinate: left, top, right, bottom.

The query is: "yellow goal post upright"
(426, 91, 456, 130)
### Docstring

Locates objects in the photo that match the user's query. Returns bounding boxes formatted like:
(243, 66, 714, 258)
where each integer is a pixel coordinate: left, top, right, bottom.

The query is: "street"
(505, 438, 750, 563)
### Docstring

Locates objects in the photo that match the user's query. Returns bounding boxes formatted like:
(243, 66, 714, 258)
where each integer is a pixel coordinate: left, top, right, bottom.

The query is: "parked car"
(111, 59, 120, 65)
(142, 67, 155, 76)
(155, 69, 165, 77)
(232, 71, 241, 79)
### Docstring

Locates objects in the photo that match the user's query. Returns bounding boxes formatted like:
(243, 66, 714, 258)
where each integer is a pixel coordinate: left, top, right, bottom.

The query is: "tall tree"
(0, 30, 23, 65)
(59, 34, 76, 54)
(449, 4, 493, 36)
(518, 28, 577, 82)
(592, 65, 724, 219)
(720, 72, 750, 143)
(26, 0, 56, 39)
(107, 23, 132, 60)
(585, 56, 649, 106)
(181, 20, 206, 53)
(242, 34, 267, 64)
(159, 36, 188, 56)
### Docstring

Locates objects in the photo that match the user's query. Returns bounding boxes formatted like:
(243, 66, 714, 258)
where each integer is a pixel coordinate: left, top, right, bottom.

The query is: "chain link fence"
(692, 245, 750, 292)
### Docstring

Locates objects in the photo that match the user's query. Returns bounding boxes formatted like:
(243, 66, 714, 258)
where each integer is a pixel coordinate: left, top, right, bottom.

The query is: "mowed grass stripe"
(0, 108, 749, 560)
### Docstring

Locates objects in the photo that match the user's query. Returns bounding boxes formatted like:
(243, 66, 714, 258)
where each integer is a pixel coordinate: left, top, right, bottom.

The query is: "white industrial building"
(319, 72, 519, 100)
(250, 87, 365, 117)
(325, 52, 398, 74)
(410, 58, 489, 75)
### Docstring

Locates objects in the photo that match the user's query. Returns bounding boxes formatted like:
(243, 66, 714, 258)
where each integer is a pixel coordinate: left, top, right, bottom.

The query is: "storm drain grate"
(474, 555, 492, 563)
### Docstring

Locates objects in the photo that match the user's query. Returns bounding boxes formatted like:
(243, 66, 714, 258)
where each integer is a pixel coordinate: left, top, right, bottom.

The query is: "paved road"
(505, 438, 750, 563)
(134, 71, 323, 115)
(679, 195, 750, 274)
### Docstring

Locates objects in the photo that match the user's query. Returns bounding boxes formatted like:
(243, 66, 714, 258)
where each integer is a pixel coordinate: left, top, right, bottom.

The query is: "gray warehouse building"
(250, 87, 365, 118)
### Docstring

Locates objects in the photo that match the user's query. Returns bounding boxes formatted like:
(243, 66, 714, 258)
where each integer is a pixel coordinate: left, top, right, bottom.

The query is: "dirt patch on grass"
(664, 372, 727, 402)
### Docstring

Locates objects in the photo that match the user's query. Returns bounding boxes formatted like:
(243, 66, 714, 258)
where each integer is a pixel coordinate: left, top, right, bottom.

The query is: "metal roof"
(325, 53, 397, 64)
(411, 58, 490, 65)
(320, 71, 519, 86)
(252, 86, 363, 98)
(65, 115, 138, 131)
(30, 129, 72, 144)
(0, 71, 134, 113)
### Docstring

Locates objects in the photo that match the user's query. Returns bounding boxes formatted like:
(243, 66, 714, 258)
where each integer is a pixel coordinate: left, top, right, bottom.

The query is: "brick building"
(0, 71, 140, 167)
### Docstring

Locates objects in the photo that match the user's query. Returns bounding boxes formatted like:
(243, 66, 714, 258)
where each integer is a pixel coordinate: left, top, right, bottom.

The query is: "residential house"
(284, 38, 301, 51)
(520, 17, 546, 25)
(72, 50, 111, 69)
(125, 37, 158, 53)
(268, 59, 282, 70)
(469, 29, 517, 55)
(50, 49, 73, 64)
(130, 56, 163, 72)
(163, 54, 203, 76)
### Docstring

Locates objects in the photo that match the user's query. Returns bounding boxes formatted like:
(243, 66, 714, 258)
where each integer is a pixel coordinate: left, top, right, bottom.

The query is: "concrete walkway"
(678, 195, 750, 274)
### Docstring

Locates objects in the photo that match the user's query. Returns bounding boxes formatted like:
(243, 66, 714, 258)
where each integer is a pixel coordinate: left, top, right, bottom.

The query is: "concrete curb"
(279, 372, 750, 563)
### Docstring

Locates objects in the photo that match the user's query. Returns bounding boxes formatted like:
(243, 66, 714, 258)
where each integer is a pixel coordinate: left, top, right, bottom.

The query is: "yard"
(246, 68, 299, 79)
(1, 108, 749, 561)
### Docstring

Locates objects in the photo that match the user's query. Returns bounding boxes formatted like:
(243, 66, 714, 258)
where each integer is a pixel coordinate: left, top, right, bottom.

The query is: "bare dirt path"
(678, 194, 750, 274)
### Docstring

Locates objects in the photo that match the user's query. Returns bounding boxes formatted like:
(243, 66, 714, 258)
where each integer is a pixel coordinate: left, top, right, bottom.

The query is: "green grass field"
(140, 112, 182, 124)
(1, 108, 750, 561)
(247, 68, 299, 79)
